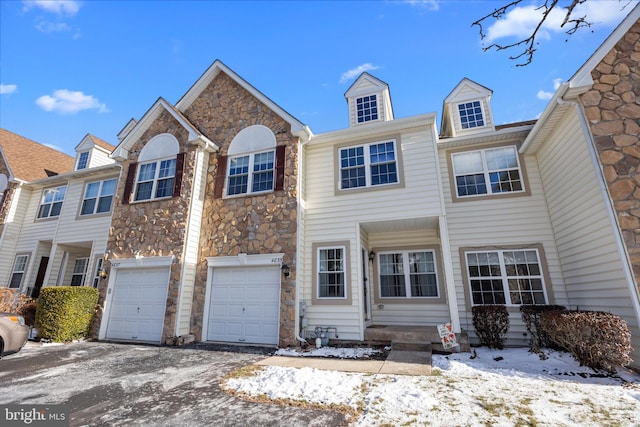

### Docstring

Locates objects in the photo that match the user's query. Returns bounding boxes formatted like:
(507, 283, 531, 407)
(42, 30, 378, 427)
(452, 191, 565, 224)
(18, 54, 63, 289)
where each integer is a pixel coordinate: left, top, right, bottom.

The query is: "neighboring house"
(0, 129, 119, 298)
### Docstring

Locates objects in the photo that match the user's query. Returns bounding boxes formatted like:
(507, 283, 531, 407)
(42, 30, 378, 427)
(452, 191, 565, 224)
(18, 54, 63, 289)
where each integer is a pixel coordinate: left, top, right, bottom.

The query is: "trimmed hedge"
(541, 310, 633, 373)
(520, 304, 566, 352)
(472, 305, 509, 349)
(35, 286, 99, 342)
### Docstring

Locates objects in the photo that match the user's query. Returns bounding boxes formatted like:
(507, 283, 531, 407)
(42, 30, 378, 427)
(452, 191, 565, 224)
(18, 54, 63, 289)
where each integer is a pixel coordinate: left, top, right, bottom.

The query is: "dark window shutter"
(0, 189, 9, 216)
(275, 145, 286, 191)
(213, 155, 227, 199)
(173, 152, 186, 198)
(122, 162, 138, 205)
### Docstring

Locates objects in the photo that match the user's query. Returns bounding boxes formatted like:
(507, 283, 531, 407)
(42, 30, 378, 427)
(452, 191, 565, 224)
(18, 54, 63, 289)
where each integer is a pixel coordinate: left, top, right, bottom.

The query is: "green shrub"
(472, 305, 509, 349)
(520, 305, 566, 352)
(35, 287, 99, 342)
(541, 310, 633, 373)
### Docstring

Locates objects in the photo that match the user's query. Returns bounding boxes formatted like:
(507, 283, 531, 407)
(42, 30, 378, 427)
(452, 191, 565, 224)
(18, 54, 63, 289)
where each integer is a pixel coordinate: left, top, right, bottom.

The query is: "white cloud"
(22, 0, 81, 16)
(35, 19, 71, 33)
(402, 0, 439, 11)
(339, 63, 381, 84)
(0, 84, 18, 95)
(537, 77, 565, 100)
(35, 89, 108, 114)
(537, 90, 553, 100)
(485, 1, 630, 42)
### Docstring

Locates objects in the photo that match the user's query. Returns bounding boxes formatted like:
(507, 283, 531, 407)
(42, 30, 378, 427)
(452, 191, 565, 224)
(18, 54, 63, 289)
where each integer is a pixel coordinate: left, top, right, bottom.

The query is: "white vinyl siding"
(302, 123, 442, 340)
(535, 108, 640, 364)
(176, 150, 209, 335)
(440, 141, 565, 345)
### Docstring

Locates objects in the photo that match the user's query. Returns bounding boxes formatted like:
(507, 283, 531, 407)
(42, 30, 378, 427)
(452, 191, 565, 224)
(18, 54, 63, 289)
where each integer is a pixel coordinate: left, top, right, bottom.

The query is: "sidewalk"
(257, 349, 432, 375)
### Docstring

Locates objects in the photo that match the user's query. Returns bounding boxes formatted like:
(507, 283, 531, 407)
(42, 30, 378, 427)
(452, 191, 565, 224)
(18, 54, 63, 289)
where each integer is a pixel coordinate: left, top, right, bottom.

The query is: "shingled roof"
(0, 128, 75, 181)
(86, 134, 116, 152)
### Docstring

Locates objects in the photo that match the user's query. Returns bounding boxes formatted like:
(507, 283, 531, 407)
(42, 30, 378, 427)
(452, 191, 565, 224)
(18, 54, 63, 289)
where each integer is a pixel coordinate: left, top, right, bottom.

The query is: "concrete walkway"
(257, 349, 432, 375)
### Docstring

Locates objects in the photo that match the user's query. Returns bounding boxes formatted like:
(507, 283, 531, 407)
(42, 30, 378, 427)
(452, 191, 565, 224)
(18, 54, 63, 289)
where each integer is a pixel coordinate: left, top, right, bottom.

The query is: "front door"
(31, 257, 49, 299)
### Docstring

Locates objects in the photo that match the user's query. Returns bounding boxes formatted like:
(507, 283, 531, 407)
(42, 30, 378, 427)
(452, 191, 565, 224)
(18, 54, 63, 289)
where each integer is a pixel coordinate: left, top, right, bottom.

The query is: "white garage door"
(207, 266, 280, 345)
(105, 267, 170, 343)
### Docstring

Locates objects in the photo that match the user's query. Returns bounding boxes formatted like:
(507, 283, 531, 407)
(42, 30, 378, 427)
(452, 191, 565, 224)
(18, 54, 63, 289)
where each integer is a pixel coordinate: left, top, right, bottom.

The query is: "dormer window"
(356, 95, 378, 123)
(76, 151, 89, 170)
(458, 101, 485, 129)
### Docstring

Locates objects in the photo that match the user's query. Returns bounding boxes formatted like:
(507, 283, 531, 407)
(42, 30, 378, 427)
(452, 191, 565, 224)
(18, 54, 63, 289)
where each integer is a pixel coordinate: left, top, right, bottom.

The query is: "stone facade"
(95, 111, 197, 344)
(187, 73, 299, 348)
(582, 19, 640, 283)
(96, 70, 299, 347)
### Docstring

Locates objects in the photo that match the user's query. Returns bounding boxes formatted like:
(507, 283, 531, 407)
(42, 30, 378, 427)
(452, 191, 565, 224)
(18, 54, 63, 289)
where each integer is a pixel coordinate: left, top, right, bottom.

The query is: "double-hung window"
(458, 100, 485, 129)
(37, 186, 66, 219)
(466, 249, 547, 305)
(356, 95, 378, 123)
(76, 152, 89, 170)
(9, 255, 29, 289)
(70, 258, 89, 287)
(318, 247, 346, 298)
(340, 140, 398, 190)
(452, 146, 523, 197)
(81, 178, 117, 215)
(134, 158, 176, 201)
(379, 250, 438, 298)
(227, 150, 275, 196)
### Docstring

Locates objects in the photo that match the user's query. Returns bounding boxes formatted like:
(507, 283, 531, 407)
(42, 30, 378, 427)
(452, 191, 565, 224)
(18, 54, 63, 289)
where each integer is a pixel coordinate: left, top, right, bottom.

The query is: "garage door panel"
(207, 266, 280, 345)
(105, 267, 170, 343)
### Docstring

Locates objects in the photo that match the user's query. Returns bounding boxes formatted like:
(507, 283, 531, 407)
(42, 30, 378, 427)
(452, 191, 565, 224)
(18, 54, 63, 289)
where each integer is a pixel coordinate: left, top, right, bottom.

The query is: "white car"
(0, 313, 29, 358)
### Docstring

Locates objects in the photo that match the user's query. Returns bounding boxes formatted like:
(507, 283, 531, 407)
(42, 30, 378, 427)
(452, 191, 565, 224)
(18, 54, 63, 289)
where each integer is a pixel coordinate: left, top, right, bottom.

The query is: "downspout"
(558, 96, 640, 324)
(294, 126, 313, 345)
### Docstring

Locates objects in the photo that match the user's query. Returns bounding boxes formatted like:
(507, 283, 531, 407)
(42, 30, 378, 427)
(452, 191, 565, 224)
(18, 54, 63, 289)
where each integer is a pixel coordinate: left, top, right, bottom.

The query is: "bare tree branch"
(472, 0, 592, 66)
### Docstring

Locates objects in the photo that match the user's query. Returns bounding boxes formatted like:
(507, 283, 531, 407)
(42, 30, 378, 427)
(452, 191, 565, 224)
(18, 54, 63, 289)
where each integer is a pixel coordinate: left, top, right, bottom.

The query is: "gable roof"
(176, 59, 310, 139)
(344, 72, 389, 98)
(443, 78, 493, 104)
(522, 3, 640, 153)
(112, 97, 218, 160)
(74, 134, 116, 154)
(0, 128, 75, 181)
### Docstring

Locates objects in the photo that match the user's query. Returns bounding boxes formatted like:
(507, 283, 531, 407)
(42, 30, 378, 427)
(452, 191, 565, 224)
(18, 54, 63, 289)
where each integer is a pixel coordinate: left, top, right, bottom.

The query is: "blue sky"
(0, 0, 636, 155)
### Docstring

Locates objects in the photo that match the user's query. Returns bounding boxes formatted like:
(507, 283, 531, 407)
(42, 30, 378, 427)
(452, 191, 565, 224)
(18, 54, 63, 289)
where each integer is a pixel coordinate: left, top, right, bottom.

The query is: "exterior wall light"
(281, 264, 290, 277)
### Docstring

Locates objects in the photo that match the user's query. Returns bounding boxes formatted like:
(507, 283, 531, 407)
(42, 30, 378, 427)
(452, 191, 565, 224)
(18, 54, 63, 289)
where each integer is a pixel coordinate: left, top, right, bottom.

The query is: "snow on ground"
(225, 347, 640, 426)
(275, 346, 386, 359)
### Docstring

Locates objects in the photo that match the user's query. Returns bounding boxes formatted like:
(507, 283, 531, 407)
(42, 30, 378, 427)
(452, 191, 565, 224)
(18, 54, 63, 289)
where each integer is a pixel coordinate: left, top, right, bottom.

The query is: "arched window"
(122, 134, 186, 204)
(213, 125, 286, 198)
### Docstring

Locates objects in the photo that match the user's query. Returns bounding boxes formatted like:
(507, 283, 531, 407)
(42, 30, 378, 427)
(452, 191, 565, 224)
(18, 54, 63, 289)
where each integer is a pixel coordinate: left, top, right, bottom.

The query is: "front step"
(364, 325, 470, 352)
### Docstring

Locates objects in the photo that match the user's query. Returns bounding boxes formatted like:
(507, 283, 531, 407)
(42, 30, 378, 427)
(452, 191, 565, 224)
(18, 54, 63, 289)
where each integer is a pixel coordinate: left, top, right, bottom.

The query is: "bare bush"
(541, 310, 633, 373)
(472, 305, 510, 349)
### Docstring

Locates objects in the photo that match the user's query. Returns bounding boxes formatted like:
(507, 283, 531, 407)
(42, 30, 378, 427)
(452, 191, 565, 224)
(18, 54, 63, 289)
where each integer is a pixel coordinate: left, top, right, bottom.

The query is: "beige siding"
(536, 108, 640, 363)
(440, 141, 566, 341)
(302, 126, 443, 340)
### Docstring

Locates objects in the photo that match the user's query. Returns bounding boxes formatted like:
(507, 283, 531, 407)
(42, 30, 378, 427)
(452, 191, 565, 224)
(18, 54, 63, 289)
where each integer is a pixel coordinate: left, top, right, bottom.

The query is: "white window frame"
(465, 249, 548, 306)
(457, 100, 486, 130)
(134, 157, 176, 202)
(76, 151, 90, 170)
(378, 250, 439, 299)
(81, 178, 117, 216)
(356, 94, 379, 123)
(226, 149, 275, 196)
(70, 258, 89, 287)
(37, 185, 67, 219)
(9, 254, 29, 289)
(339, 140, 398, 190)
(317, 246, 347, 299)
(452, 145, 524, 198)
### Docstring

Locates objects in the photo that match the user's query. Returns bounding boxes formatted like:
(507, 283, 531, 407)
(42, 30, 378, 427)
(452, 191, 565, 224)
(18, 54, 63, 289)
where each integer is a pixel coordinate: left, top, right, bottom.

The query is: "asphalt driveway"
(0, 341, 348, 426)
